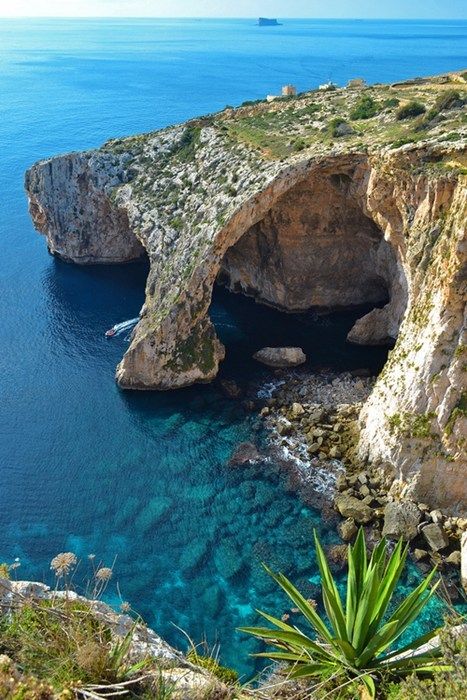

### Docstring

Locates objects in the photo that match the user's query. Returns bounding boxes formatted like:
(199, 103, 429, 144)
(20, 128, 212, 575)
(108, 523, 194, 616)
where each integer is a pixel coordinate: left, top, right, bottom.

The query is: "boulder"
(327, 544, 348, 568)
(421, 523, 449, 552)
(413, 548, 428, 561)
(291, 402, 305, 417)
(334, 122, 355, 137)
(334, 494, 373, 524)
(382, 501, 421, 541)
(338, 518, 357, 542)
(445, 550, 461, 567)
(253, 346, 306, 368)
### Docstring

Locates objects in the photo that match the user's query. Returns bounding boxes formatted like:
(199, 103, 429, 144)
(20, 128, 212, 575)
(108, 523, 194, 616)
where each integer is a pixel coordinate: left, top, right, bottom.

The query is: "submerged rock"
(214, 541, 244, 579)
(228, 441, 261, 466)
(253, 347, 306, 368)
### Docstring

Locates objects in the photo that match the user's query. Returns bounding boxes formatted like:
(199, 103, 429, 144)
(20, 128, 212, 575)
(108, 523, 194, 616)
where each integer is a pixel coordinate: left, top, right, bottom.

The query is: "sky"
(0, 0, 466, 19)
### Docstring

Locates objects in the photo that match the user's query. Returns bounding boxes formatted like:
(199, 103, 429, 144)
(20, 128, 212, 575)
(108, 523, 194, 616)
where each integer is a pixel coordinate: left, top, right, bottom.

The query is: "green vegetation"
(383, 97, 400, 109)
(350, 95, 380, 120)
(328, 116, 348, 137)
(175, 126, 202, 163)
(396, 101, 426, 120)
(0, 598, 149, 695)
(240, 529, 445, 699)
(385, 625, 467, 700)
(186, 649, 238, 685)
(445, 392, 467, 436)
(387, 412, 436, 439)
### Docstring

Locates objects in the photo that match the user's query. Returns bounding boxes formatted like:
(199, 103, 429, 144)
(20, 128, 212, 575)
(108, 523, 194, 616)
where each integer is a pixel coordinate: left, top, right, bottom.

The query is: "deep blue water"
(1, 18, 466, 678)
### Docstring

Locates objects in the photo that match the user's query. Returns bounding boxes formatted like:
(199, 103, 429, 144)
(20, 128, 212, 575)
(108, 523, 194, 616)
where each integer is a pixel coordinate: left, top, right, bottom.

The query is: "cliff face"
(26, 73, 467, 510)
(25, 151, 144, 263)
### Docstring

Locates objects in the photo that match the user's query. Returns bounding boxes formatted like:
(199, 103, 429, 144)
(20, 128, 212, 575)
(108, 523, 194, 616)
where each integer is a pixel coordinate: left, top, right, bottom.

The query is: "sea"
(1, 18, 466, 678)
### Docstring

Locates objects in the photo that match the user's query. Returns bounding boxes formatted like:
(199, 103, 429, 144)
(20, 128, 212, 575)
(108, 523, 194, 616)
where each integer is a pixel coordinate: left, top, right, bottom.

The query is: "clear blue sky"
(1, 0, 466, 19)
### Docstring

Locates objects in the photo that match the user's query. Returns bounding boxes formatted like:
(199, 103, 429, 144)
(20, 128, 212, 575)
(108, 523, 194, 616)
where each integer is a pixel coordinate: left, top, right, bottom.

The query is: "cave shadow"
(210, 284, 393, 383)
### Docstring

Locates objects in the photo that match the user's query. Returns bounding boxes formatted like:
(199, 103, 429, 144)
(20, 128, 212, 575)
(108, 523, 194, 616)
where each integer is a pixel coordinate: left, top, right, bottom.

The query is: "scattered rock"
(338, 518, 357, 542)
(277, 422, 292, 436)
(253, 347, 306, 368)
(413, 548, 428, 561)
(429, 509, 444, 524)
(445, 550, 461, 567)
(421, 523, 449, 552)
(291, 402, 305, 417)
(382, 501, 421, 541)
(328, 544, 348, 568)
(334, 494, 373, 524)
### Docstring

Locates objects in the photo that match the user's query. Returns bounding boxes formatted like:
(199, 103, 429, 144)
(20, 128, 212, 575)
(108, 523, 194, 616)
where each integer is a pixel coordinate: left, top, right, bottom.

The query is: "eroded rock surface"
(25, 73, 467, 510)
(253, 346, 306, 367)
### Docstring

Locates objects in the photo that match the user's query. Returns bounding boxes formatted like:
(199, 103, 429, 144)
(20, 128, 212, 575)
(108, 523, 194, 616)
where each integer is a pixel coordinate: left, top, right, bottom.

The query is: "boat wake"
(105, 317, 139, 338)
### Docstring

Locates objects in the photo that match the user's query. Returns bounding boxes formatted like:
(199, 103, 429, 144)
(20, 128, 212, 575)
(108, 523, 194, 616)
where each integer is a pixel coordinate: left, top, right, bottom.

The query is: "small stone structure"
(347, 78, 366, 89)
(282, 84, 297, 96)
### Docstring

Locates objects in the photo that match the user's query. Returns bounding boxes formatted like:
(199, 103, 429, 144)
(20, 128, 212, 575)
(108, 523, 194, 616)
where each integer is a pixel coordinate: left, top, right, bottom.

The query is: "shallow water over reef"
(1, 266, 451, 678)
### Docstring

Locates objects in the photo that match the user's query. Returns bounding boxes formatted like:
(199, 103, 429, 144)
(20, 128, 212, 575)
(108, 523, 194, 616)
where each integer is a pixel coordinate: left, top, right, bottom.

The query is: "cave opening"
(210, 166, 402, 381)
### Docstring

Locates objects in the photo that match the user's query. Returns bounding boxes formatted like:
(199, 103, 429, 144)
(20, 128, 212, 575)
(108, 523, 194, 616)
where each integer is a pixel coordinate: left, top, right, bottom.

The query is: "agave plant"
(240, 529, 449, 697)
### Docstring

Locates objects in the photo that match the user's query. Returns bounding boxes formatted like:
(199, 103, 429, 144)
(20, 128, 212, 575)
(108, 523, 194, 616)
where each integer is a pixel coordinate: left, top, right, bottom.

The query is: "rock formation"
(25, 72, 467, 511)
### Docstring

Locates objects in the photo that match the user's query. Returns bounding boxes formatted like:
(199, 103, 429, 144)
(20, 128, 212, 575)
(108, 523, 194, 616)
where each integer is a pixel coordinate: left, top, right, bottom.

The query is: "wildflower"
(88, 554, 96, 560)
(95, 567, 113, 582)
(50, 552, 77, 577)
(120, 601, 131, 613)
(10, 558, 21, 570)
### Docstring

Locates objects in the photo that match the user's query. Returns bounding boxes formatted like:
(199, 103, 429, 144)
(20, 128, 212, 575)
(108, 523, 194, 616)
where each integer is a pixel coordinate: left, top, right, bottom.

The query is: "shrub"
(350, 95, 380, 120)
(385, 625, 467, 699)
(433, 90, 463, 113)
(240, 529, 446, 699)
(383, 97, 400, 109)
(416, 91, 464, 131)
(396, 101, 426, 120)
(328, 117, 346, 137)
(187, 650, 239, 685)
(294, 138, 306, 151)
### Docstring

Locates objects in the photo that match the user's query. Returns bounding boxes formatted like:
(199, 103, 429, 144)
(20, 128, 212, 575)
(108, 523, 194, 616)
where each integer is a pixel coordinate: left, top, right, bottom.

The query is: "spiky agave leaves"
(239, 529, 449, 698)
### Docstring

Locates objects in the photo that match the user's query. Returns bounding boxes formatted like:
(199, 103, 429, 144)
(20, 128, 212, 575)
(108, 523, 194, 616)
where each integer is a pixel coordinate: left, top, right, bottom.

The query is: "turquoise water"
(1, 18, 466, 678)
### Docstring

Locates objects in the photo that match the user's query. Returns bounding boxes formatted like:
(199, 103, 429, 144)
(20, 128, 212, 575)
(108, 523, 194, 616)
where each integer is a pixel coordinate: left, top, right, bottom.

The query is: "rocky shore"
(244, 367, 467, 597)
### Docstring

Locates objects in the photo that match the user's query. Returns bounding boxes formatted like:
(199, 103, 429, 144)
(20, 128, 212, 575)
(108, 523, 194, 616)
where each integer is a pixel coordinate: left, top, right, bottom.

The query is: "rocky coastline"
(225, 365, 467, 598)
(25, 70, 467, 512)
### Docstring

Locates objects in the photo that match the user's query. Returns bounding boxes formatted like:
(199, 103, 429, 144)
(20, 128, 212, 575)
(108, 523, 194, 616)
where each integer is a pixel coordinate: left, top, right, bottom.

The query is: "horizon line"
(0, 15, 465, 21)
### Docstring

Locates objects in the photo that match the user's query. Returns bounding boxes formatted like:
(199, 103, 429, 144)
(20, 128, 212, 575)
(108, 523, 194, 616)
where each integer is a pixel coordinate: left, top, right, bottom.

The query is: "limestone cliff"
(26, 72, 467, 510)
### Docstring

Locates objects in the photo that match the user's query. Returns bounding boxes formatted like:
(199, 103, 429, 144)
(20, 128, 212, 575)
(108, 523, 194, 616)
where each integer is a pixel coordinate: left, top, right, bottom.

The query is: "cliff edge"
(25, 72, 467, 510)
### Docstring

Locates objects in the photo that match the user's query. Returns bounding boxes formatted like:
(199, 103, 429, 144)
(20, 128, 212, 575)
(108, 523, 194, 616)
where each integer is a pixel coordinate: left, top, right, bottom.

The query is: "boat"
(105, 317, 139, 338)
(258, 17, 281, 26)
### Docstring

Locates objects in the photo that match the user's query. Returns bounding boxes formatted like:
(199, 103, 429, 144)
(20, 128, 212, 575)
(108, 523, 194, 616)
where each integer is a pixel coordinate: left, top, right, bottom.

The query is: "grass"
(0, 597, 151, 696)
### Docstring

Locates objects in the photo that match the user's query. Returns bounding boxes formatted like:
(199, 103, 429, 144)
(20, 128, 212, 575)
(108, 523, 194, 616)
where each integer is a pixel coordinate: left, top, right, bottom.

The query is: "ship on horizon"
(257, 17, 282, 26)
